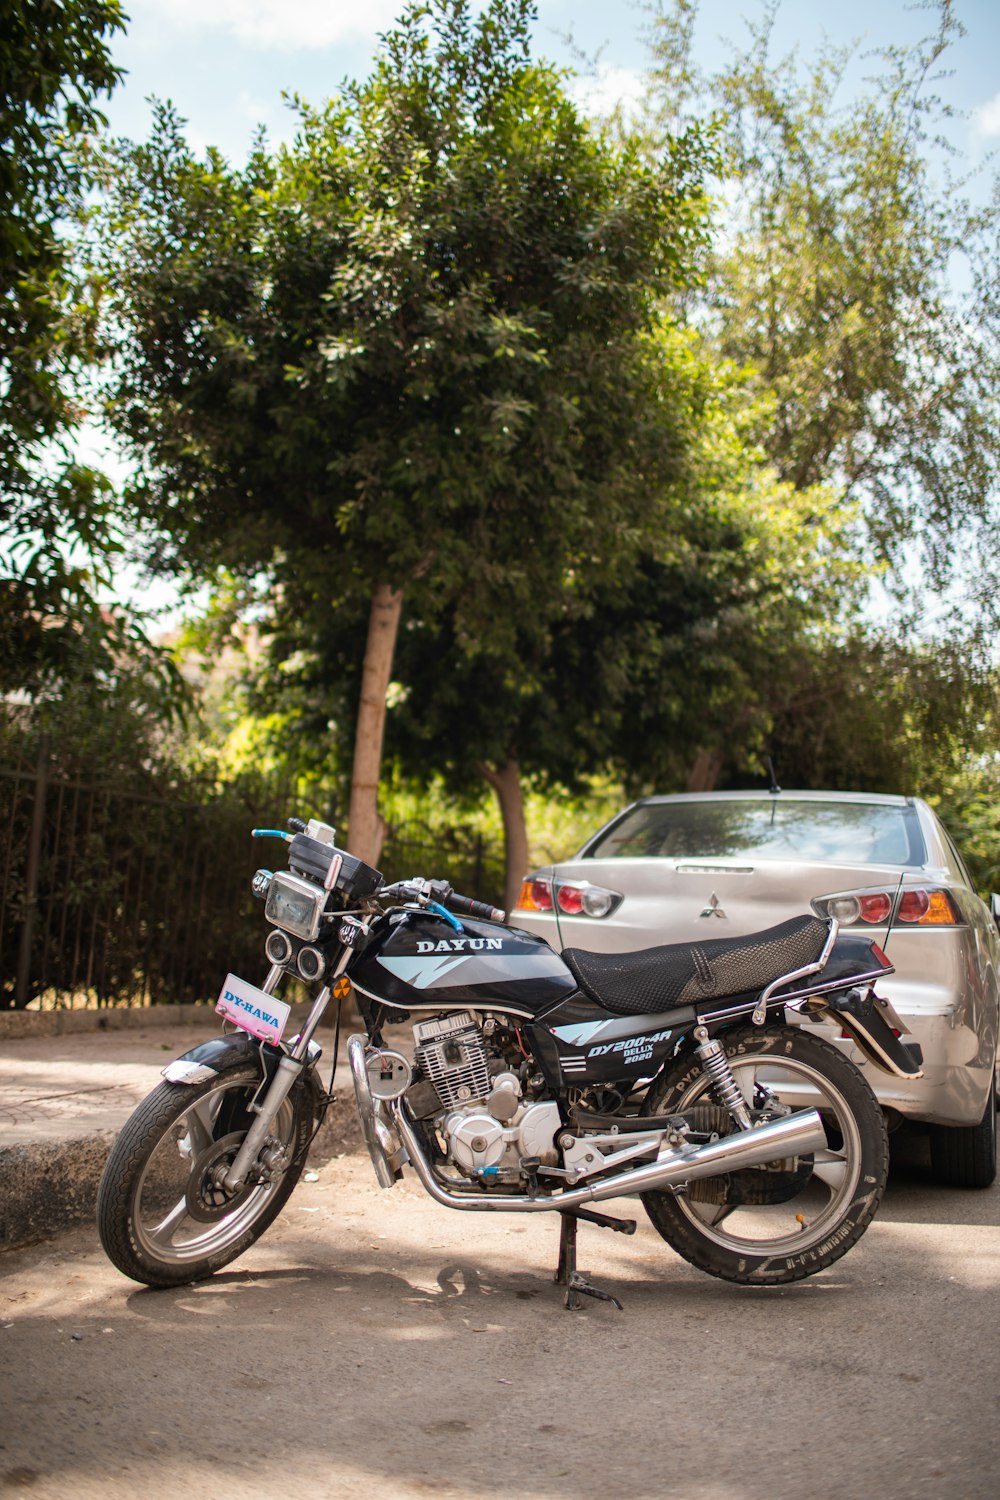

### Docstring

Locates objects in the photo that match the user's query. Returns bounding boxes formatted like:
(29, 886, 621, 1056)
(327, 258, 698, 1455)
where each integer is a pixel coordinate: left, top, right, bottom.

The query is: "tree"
(0, 0, 128, 685)
(246, 324, 866, 908)
(94, 0, 712, 864)
(636, 0, 1000, 612)
(756, 629, 997, 800)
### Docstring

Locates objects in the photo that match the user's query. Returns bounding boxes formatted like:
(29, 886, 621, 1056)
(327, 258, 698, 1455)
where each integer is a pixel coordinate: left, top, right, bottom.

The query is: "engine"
(408, 1010, 560, 1184)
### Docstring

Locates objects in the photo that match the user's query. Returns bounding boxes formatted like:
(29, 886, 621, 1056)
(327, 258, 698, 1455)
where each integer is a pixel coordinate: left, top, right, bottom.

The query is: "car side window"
(939, 823, 974, 891)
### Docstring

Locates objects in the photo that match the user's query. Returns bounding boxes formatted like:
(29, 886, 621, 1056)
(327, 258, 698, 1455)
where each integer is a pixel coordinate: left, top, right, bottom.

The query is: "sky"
(105, 0, 1000, 167)
(92, 0, 1000, 619)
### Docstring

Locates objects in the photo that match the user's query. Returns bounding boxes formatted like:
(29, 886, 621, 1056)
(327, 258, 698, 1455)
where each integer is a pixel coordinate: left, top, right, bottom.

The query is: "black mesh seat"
(563, 916, 829, 1017)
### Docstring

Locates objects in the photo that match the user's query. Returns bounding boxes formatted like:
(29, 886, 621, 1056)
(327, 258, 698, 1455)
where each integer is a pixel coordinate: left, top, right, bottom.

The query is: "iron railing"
(0, 739, 503, 1009)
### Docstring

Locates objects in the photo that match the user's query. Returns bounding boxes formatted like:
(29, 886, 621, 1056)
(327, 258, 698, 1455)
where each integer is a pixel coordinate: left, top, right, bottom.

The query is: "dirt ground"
(2, 1136, 999, 1500)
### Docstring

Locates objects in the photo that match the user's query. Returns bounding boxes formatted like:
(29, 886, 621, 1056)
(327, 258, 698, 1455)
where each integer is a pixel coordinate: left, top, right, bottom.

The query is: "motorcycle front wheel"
(97, 1064, 314, 1287)
(640, 1026, 888, 1285)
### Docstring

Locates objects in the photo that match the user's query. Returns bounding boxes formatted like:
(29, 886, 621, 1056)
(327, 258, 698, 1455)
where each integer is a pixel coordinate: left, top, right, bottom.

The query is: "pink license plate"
(216, 973, 291, 1044)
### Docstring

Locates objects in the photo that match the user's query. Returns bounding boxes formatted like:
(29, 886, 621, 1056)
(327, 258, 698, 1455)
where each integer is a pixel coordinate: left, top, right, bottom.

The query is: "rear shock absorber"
(693, 1026, 752, 1131)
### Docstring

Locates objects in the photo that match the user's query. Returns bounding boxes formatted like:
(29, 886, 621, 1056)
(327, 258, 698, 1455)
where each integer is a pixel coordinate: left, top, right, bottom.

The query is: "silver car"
(513, 790, 1000, 1187)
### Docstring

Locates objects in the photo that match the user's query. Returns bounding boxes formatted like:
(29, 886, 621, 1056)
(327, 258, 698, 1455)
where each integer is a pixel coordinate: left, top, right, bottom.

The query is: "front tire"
(97, 1064, 314, 1287)
(640, 1026, 889, 1285)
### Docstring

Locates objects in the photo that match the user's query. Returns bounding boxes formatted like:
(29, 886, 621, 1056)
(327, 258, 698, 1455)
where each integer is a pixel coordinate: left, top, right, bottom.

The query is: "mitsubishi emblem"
(700, 892, 727, 919)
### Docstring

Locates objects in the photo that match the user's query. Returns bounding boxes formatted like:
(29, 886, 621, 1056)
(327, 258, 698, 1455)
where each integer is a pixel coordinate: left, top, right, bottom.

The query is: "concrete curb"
(1, 1132, 119, 1250)
(0, 1090, 365, 1254)
(0, 1005, 365, 1253)
(0, 1002, 328, 1041)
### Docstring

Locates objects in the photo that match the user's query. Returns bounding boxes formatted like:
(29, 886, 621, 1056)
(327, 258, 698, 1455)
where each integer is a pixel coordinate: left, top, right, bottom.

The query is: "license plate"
(216, 973, 291, 1045)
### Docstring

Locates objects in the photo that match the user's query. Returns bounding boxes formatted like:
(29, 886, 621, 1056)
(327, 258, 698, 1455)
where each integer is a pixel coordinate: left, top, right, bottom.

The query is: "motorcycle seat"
(562, 915, 830, 1017)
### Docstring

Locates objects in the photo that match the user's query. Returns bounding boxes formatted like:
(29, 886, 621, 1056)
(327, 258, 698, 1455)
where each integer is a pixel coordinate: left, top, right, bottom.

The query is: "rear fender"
(812, 988, 924, 1078)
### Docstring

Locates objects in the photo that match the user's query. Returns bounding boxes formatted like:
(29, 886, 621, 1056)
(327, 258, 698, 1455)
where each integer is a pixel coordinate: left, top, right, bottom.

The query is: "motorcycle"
(97, 815, 924, 1309)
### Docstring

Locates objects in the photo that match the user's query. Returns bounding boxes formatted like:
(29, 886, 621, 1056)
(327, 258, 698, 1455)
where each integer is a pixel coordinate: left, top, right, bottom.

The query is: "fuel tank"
(347, 910, 578, 1018)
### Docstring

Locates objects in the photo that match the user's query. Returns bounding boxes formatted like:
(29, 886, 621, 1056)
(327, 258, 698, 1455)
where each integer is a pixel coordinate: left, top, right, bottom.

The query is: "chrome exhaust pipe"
(391, 1097, 828, 1215)
(349, 1033, 402, 1189)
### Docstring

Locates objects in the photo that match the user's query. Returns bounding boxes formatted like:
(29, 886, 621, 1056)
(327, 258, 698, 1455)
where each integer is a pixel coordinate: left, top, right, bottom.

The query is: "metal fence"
(379, 820, 504, 911)
(0, 737, 503, 1009)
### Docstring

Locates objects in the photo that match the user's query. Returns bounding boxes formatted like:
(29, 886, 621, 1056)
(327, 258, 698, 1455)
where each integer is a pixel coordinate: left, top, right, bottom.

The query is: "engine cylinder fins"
(414, 1019, 491, 1113)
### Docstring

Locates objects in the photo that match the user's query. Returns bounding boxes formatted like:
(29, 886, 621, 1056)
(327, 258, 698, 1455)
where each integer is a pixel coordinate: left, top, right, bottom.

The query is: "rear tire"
(640, 1026, 889, 1286)
(928, 1092, 997, 1189)
(97, 1064, 314, 1287)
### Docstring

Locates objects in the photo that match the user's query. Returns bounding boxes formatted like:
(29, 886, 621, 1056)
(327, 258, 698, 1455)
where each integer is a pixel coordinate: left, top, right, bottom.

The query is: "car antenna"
(765, 757, 781, 825)
(880, 871, 906, 961)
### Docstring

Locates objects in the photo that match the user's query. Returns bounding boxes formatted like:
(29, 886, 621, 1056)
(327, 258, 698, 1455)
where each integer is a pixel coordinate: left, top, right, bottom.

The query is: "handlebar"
(378, 876, 504, 924)
(445, 890, 506, 923)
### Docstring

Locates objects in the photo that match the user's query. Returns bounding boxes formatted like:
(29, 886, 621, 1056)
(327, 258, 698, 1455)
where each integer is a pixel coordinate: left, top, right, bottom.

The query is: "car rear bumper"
(797, 1008, 993, 1126)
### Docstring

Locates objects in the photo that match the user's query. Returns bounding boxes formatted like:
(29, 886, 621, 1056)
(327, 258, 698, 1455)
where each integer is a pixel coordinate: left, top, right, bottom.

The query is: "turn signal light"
(515, 878, 554, 912)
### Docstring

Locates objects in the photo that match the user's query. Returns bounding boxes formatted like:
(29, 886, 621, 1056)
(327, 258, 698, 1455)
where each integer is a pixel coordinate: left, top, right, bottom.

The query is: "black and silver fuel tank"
(348, 910, 576, 1018)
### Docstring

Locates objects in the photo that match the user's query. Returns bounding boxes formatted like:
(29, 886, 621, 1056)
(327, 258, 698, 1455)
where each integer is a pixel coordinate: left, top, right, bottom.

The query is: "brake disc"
(184, 1131, 267, 1223)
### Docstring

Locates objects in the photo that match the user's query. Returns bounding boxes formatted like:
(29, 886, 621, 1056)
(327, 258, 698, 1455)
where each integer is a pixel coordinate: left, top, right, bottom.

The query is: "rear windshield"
(586, 800, 926, 867)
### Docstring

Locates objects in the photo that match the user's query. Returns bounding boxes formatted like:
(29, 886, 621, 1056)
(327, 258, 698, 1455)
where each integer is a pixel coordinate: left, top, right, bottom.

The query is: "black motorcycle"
(97, 816, 923, 1308)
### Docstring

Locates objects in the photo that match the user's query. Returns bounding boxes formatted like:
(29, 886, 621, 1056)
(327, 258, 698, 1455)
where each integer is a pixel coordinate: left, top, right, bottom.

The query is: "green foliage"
(215, 313, 869, 887)
(0, 0, 128, 679)
(752, 629, 997, 800)
(96, 0, 712, 648)
(637, 1, 1000, 608)
(331, 325, 866, 795)
(933, 759, 1000, 895)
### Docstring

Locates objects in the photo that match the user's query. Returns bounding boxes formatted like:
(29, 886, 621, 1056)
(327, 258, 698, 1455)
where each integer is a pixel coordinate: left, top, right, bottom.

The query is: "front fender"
(161, 1032, 325, 1110)
(161, 1031, 278, 1085)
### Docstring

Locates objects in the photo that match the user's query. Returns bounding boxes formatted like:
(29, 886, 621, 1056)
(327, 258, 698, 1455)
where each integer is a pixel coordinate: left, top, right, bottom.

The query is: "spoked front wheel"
(641, 1026, 889, 1285)
(97, 1064, 314, 1287)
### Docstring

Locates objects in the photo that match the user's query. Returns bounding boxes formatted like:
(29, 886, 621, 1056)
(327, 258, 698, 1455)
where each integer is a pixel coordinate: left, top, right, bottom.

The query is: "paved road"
(2, 1136, 998, 1500)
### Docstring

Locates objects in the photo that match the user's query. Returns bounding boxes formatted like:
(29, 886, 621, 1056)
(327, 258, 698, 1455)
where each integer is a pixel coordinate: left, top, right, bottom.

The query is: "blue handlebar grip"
(251, 828, 293, 841)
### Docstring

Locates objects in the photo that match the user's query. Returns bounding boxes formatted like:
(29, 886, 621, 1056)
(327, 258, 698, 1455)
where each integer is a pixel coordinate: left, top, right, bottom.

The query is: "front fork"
(221, 942, 356, 1192)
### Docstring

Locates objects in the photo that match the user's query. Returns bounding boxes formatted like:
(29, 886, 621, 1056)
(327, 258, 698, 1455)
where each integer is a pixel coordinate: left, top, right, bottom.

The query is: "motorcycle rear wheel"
(640, 1026, 888, 1285)
(97, 1064, 314, 1287)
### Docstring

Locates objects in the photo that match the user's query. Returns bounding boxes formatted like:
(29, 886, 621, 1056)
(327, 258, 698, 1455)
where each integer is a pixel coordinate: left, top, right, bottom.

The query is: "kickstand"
(555, 1209, 634, 1311)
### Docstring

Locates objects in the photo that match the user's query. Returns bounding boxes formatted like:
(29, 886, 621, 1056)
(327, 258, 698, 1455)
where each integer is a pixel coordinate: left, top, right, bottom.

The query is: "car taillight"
(896, 888, 961, 925)
(515, 878, 553, 912)
(814, 887, 962, 927)
(555, 882, 622, 918)
(859, 893, 893, 923)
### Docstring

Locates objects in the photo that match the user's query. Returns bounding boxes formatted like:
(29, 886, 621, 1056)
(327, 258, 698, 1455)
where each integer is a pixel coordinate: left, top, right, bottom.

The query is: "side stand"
(555, 1208, 636, 1311)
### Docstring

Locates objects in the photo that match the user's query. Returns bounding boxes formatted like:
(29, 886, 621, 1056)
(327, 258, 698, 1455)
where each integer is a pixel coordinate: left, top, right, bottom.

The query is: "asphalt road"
(1, 1136, 998, 1500)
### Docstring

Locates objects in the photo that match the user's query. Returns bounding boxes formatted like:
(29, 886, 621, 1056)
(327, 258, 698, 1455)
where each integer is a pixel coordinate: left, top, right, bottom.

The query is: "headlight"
(264, 870, 328, 940)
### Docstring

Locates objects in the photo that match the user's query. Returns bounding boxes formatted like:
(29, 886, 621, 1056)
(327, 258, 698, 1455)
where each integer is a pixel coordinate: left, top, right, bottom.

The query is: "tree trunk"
(479, 758, 529, 918)
(686, 748, 723, 792)
(347, 581, 404, 868)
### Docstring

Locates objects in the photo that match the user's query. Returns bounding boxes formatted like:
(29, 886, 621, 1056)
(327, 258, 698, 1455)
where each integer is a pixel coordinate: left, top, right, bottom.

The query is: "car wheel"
(927, 1091, 997, 1190)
